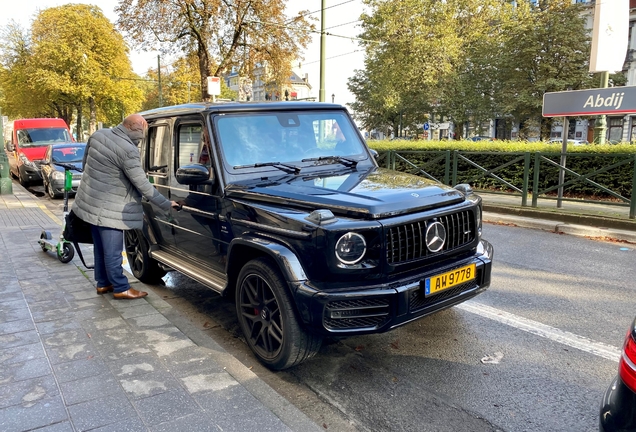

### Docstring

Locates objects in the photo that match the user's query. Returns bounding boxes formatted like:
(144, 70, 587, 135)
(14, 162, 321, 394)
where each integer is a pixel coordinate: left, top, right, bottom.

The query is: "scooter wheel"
(39, 231, 51, 252)
(58, 243, 75, 263)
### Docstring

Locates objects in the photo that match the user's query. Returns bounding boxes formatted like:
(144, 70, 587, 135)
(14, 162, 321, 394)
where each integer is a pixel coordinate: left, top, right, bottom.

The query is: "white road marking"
(457, 301, 621, 362)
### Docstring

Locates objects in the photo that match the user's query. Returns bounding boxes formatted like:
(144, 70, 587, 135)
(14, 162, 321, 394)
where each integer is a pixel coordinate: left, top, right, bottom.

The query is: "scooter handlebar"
(53, 163, 83, 172)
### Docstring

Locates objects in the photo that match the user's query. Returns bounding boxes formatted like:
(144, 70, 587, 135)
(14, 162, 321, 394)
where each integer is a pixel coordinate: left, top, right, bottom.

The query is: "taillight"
(619, 323, 636, 392)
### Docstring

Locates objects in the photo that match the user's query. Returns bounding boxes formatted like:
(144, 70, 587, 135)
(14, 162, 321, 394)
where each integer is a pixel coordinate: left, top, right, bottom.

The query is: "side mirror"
(175, 164, 215, 185)
(369, 149, 379, 160)
(5, 141, 15, 152)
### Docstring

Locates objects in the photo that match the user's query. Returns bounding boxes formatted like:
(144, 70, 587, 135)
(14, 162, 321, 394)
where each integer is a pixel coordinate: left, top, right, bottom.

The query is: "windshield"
(17, 128, 72, 147)
(52, 145, 85, 163)
(215, 111, 366, 170)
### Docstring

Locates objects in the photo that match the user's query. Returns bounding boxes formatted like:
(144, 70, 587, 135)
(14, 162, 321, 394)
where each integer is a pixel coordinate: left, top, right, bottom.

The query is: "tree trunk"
(198, 43, 211, 102)
(76, 105, 83, 142)
(89, 97, 97, 135)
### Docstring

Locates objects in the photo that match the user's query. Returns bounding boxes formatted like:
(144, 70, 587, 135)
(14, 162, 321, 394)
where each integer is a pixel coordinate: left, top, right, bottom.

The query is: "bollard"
(0, 151, 13, 195)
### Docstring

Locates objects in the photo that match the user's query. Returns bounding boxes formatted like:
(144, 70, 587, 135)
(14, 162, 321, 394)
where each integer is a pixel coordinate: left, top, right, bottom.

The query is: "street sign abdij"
(542, 86, 636, 117)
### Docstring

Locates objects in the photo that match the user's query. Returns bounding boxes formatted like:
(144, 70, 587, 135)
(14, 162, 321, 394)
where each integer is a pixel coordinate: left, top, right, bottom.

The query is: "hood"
(226, 167, 466, 219)
(19, 146, 48, 161)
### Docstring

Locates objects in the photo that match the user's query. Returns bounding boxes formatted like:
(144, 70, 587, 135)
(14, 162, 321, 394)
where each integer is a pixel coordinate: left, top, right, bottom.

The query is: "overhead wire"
(285, 0, 356, 23)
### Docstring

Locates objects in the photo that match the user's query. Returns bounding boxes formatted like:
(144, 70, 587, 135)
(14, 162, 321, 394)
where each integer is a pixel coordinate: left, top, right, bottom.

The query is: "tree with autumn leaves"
(116, 0, 315, 101)
(349, 0, 598, 140)
(0, 4, 142, 137)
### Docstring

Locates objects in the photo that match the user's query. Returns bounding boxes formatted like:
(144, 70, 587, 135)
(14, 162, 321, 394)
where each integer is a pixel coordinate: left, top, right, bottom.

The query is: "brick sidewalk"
(0, 182, 320, 432)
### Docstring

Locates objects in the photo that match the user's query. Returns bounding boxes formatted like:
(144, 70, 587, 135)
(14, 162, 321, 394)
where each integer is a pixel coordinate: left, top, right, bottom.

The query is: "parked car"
(469, 136, 494, 141)
(40, 143, 85, 199)
(600, 317, 636, 431)
(128, 102, 494, 370)
(547, 138, 588, 146)
(5, 118, 74, 186)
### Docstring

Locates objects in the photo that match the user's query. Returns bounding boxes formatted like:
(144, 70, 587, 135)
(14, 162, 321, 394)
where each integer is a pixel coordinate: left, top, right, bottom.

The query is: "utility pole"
(593, 71, 609, 144)
(319, 0, 326, 102)
(157, 55, 163, 107)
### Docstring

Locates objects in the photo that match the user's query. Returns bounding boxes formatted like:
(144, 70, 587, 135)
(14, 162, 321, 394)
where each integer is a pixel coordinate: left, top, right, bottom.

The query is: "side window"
(177, 124, 205, 169)
(148, 125, 171, 172)
(147, 125, 171, 190)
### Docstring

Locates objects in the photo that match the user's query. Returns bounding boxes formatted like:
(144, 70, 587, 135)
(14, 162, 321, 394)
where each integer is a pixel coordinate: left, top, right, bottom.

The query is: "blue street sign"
(423, 123, 430, 131)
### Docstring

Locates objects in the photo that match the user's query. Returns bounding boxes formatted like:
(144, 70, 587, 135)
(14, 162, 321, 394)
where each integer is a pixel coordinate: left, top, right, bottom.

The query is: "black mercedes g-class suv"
(127, 102, 493, 370)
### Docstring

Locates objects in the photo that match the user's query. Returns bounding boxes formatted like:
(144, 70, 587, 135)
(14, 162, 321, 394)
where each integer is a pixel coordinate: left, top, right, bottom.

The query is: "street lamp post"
(331, 93, 335, 103)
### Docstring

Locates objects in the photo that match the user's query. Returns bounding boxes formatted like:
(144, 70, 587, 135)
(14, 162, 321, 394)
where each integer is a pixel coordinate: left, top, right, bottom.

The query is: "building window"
(608, 118, 623, 143)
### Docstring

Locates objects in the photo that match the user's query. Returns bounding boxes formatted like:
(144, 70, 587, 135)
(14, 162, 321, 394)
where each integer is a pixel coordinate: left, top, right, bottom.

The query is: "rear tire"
(124, 229, 166, 283)
(235, 257, 322, 370)
(39, 231, 51, 252)
(58, 242, 74, 263)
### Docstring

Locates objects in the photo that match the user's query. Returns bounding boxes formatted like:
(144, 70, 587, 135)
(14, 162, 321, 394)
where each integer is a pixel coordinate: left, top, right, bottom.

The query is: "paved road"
(23, 183, 632, 431)
(147, 223, 629, 432)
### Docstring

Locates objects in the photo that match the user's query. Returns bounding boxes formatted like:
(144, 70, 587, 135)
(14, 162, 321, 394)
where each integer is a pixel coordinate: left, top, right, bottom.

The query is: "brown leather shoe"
(96, 285, 114, 295)
(113, 288, 148, 300)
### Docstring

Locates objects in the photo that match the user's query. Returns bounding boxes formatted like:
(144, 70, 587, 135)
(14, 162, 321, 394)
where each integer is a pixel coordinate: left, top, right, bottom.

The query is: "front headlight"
(19, 154, 36, 168)
(51, 170, 64, 180)
(335, 232, 367, 265)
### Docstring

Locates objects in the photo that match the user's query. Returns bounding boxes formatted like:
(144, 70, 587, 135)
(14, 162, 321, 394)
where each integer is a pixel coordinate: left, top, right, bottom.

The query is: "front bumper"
(293, 239, 493, 336)
(50, 179, 80, 195)
(600, 375, 636, 432)
(19, 164, 43, 183)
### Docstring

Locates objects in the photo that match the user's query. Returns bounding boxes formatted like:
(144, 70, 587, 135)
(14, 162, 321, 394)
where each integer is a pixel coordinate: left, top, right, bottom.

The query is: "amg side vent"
(386, 210, 475, 264)
(324, 298, 390, 330)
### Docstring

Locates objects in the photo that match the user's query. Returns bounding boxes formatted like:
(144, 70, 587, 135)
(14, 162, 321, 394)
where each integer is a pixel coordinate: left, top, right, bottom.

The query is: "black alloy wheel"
(124, 230, 166, 283)
(236, 257, 321, 370)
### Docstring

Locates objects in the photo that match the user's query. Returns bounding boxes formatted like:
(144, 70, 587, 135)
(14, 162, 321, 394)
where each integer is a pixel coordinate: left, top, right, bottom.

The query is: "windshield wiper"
(233, 161, 301, 175)
(301, 155, 358, 168)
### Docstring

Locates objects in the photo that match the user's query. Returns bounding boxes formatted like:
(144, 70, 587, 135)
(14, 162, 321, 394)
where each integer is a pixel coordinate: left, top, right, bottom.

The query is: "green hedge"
(367, 140, 636, 200)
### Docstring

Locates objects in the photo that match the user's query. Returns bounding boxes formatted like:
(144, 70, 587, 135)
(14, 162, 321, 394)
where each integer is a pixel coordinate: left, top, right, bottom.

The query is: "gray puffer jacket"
(72, 124, 171, 230)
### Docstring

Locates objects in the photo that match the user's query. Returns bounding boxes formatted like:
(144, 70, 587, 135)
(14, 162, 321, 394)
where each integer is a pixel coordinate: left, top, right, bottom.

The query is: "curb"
(482, 203, 636, 232)
(483, 212, 636, 244)
(137, 283, 324, 432)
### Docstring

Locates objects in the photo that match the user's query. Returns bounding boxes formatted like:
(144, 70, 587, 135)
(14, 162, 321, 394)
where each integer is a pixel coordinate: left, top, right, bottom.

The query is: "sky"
(2, 0, 367, 106)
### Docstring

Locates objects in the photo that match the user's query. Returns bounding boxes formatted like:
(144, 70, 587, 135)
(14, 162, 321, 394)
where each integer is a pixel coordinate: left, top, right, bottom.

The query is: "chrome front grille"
(386, 210, 475, 264)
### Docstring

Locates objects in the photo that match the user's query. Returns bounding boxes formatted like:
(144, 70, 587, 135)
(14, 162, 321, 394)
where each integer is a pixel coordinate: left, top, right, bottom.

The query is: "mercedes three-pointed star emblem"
(425, 221, 446, 253)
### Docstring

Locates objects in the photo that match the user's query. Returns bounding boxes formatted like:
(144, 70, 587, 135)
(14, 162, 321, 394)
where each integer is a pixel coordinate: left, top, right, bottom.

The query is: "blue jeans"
(90, 225, 129, 293)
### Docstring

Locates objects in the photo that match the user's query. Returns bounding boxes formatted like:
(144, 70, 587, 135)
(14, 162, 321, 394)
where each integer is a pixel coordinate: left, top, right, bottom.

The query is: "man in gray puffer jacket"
(72, 114, 178, 299)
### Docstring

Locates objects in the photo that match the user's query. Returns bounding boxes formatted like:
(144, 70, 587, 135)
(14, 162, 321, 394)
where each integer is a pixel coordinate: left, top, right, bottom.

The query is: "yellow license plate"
(424, 264, 476, 296)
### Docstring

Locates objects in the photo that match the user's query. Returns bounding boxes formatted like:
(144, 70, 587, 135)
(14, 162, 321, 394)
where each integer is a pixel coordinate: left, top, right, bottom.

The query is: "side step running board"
(150, 250, 227, 294)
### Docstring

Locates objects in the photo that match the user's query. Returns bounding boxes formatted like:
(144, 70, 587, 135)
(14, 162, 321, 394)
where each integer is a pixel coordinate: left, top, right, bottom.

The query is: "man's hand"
(170, 201, 182, 210)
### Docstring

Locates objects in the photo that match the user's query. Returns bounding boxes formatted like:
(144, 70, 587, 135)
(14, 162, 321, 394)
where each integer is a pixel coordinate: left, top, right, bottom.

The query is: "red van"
(5, 118, 73, 186)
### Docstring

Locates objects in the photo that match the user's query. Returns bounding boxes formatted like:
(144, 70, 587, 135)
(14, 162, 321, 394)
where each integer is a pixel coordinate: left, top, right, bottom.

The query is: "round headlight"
(335, 232, 367, 265)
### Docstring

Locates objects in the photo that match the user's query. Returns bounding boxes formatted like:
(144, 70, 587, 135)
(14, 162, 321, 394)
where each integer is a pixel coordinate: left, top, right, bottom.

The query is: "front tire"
(58, 242, 74, 263)
(236, 257, 322, 370)
(124, 229, 166, 283)
(46, 180, 60, 199)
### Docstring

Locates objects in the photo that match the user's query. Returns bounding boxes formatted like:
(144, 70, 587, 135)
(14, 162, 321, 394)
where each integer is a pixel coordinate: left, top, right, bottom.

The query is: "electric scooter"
(38, 163, 81, 263)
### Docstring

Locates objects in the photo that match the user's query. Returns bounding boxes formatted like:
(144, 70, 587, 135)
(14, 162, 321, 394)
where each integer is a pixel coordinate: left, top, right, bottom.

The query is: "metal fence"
(378, 150, 636, 219)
